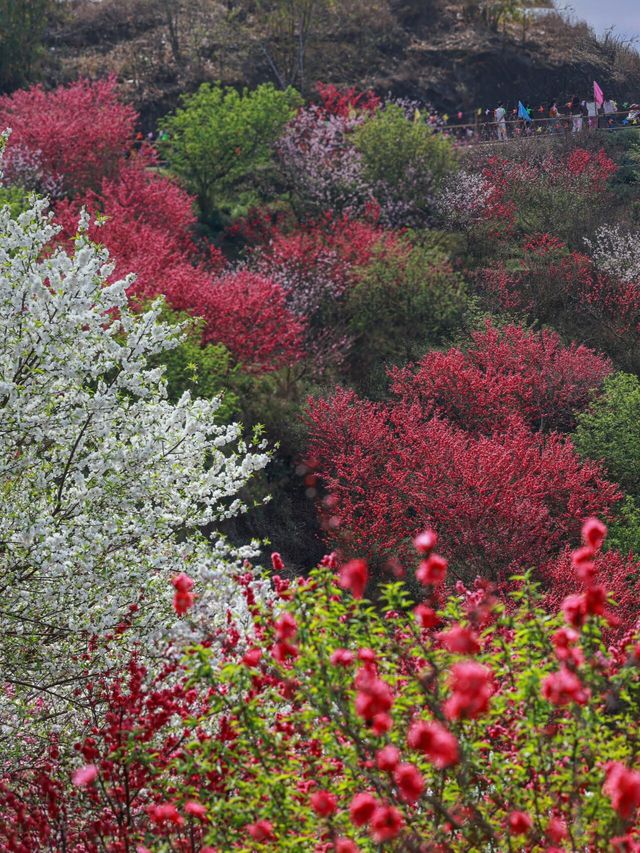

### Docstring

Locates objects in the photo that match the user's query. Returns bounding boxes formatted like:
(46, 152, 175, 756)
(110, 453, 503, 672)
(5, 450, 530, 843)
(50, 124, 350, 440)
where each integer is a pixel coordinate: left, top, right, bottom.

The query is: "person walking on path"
(495, 101, 507, 141)
(569, 96, 583, 133)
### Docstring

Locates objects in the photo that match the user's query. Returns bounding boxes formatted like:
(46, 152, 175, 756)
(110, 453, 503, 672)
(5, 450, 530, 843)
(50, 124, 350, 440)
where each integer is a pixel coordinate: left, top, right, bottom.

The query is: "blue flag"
(518, 101, 532, 122)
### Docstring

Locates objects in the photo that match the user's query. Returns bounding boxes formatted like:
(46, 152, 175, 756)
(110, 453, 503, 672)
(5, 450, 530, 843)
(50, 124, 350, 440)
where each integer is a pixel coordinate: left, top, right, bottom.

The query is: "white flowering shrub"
(0, 142, 270, 721)
(584, 223, 640, 284)
(434, 168, 493, 229)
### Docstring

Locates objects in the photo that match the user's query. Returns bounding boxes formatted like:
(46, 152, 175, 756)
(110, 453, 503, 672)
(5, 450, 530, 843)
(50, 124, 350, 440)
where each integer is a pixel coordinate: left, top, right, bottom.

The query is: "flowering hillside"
(1, 76, 640, 851)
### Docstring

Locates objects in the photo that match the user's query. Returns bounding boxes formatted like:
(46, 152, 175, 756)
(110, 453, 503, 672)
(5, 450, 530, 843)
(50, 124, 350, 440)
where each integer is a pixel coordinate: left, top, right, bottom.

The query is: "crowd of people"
(430, 94, 640, 143)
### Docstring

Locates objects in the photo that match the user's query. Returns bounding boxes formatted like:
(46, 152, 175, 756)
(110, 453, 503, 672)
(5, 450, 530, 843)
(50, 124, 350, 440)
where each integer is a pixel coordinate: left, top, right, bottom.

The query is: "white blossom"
(0, 141, 270, 729)
(434, 169, 493, 229)
(584, 224, 640, 284)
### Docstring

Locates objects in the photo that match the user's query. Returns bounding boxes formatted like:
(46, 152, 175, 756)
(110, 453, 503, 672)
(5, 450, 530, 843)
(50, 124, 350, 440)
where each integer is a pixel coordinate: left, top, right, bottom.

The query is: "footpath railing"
(428, 111, 640, 145)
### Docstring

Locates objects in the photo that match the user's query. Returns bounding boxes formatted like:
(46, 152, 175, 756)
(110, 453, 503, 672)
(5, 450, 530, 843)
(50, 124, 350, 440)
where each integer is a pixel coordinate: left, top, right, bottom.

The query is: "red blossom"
(275, 612, 298, 640)
(551, 628, 582, 664)
(335, 838, 360, 852)
(370, 804, 404, 842)
(241, 648, 262, 667)
(604, 763, 640, 820)
(330, 648, 356, 666)
(354, 667, 394, 721)
(541, 668, 589, 706)
(393, 763, 424, 803)
(272, 640, 299, 663)
(582, 517, 607, 551)
(185, 801, 207, 821)
(349, 792, 377, 827)
(376, 745, 401, 771)
(414, 604, 439, 629)
(71, 765, 98, 787)
(310, 790, 338, 817)
(438, 625, 481, 655)
(413, 529, 438, 554)
(444, 662, 493, 720)
(246, 819, 276, 842)
(507, 811, 533, 835)
(371, 712, 393, 735)
(407, 720, 459, 768)
(338, 559, 369, 599)
(148, 803, 184, 826)
(271, 552, 285, 571)
(547, 817, 569, 842)
(416, 554, 448, 586)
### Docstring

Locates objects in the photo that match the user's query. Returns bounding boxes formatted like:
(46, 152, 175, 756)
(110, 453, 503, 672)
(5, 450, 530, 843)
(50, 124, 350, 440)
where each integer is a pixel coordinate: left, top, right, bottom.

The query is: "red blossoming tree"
(306, 388, 620, 578)
(0, 77, 136, 196)
(390, 322, 612, 435)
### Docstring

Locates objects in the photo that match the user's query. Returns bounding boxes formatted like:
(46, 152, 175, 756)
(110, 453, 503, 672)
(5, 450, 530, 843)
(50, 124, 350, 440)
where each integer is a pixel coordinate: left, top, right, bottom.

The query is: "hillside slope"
(44, 0, 640, 124)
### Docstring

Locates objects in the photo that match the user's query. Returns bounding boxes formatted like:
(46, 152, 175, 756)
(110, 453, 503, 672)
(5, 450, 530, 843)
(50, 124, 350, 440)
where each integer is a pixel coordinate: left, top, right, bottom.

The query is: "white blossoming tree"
(0, 138, 270, 728)
(584, 223, 640, 285)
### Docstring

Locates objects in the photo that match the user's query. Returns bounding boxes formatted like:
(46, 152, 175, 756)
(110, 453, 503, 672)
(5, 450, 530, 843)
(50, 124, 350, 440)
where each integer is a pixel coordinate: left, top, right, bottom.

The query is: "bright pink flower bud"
(582, 517, 607, 551)
(604, 763, 640, 820)
(357, 648, 376, 664)
(584, 584, 607, 616)
(546, 817, 568, 843)
(572, 545, 595, 567)
(149, 803, 184, 826)
(416, 554, 447, 586)
(241, 648, 262, 667)
(272, 640, 299, 663)
(414, 604, 439, 629)
(444, 662, 493, 720)
(173, 590, 194, 616)
(185, 801, 207, 820)
(172, 572, 194, 593)
(508, 811, 532, 835)
(407, 719, 459, 768)
(330, 648, 356, 666)
(371, 712, 393, 735)
(335, 839, 359, 853)
(438, 624, 481, 655)
(571, 545, 597, 585)
(349, 792, 377, 826)
(354, 671, 394, 721)
(338, 559, 369, 599)
(310, 790, 338, 817)
(246, 820, 275, 841)
(413, 529, 437, 554)
(72, 764, 98, 787)
(275, 612, 297, 640)
(561, 593, 587, 628)
(376, 745, 401, 771)
(393, 763, 424, 803)
(370, 804, 404, 842)
(541, 668, 589, 706)
(271, 552, 285, 571)
(551, 628, 582, 665)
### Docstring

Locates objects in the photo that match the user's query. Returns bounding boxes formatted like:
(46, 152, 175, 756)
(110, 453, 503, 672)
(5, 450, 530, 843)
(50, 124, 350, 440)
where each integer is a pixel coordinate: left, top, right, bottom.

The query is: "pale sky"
(561, 0, 640, 40)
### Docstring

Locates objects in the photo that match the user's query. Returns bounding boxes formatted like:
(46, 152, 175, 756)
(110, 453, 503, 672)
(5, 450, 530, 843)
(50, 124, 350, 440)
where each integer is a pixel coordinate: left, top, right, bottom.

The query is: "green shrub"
(573, 371, 640, 500)
(0, 185, 37, 218)
(344, 244, 471, 395)
(159, 83, 302, 222)
(353, 105, 456, 226)
(152, 308, 241, 420)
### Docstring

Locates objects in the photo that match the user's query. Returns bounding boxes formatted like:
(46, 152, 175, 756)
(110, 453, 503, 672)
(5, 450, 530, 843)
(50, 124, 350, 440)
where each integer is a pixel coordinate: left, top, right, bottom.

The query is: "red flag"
(594, 80, 605, 109)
